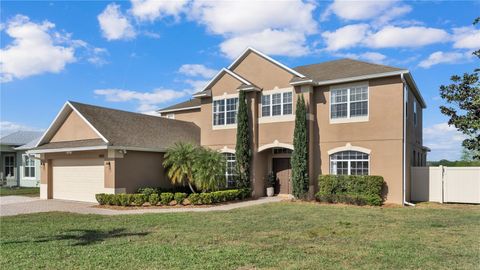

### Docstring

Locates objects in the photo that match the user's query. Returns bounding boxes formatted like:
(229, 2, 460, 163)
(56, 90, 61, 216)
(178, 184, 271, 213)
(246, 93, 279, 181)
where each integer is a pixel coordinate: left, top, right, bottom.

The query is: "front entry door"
(273, 158, 291, 194)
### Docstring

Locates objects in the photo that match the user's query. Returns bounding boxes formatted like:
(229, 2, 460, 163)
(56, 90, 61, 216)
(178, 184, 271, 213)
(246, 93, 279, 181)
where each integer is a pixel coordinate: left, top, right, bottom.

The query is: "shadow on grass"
(3, 228, 149, 246)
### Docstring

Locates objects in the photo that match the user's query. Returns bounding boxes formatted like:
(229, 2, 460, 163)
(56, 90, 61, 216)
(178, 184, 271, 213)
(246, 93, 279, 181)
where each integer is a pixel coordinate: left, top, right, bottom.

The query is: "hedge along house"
(158, 48, 429, 204)
(29, 101, 199, 202)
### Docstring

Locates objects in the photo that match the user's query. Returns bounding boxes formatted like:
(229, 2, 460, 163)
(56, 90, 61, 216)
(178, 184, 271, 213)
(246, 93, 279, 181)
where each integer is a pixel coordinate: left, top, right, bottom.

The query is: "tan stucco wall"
(232, 51, 294, 90)
(169, 108, 201, 125)
(314, 76, 405, 203)
(50, 111, 100, 142)
(114, 151, 171, 193)
(211, 72, 243, 96)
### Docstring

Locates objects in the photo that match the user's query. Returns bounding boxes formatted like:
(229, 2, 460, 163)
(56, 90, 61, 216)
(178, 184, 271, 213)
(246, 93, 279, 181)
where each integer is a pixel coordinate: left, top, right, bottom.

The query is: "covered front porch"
(253, 143, 293, 197)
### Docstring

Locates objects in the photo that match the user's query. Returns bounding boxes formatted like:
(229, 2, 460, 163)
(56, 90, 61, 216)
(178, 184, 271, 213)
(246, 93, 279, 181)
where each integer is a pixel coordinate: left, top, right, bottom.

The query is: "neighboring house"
(31, 47, 428, 204)
(0, 131, 43, 187)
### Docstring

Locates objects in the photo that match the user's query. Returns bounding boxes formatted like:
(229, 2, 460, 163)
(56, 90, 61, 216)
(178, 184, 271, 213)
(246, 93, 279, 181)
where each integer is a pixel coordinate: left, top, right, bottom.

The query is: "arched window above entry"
(329, 151, 369, 175)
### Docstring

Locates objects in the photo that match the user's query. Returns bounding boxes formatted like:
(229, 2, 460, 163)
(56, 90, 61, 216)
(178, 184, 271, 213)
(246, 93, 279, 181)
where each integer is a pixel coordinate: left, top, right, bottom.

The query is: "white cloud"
(424, 123, 466, 160)
(184, 79, 209, 92)
(365, 26, 449, 48)
(98, 3, 136, 41)
(178, 64, 217, 78)
(94, 88, 188, 113)
(418, 51, 472, 68)
(130, 0, 188, 22)
(190, 0, 317, 58)
(220, 29, 309, 59)
(322, 0, 399, 21)
(0, 15, 76, 82)
(375, 5, 412, 26)
(322, 24, 369, 51)
(0, 121, 44, 137)
(452, 26, 480, 49)
(190, 0, 317, 36)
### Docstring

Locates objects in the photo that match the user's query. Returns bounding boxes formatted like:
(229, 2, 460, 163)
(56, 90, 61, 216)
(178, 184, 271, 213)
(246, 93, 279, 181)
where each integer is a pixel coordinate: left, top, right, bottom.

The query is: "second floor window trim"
(213, 97, 238, 127)
(261, 91, 293, 118)
(330, 83, 369, 123)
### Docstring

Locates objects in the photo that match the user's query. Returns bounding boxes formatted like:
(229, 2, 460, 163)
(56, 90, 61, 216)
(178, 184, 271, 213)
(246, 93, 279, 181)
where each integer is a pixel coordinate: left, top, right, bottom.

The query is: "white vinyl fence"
(411, 166, 480, 204)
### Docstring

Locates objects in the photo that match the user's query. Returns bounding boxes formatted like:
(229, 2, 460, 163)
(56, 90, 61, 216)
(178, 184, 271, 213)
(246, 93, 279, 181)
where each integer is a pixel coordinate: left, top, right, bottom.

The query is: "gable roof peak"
(228, 47, 305, 78)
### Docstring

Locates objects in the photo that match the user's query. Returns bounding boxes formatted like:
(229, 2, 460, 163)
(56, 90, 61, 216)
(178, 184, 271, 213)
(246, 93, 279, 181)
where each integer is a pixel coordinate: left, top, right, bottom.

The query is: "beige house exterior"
(158, 48, 428, 204)
(32, 47, 428, 204)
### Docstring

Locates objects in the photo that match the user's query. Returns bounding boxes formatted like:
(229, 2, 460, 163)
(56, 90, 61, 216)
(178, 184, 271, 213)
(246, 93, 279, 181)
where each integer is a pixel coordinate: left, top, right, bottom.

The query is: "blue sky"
(1, 0, 479, 160)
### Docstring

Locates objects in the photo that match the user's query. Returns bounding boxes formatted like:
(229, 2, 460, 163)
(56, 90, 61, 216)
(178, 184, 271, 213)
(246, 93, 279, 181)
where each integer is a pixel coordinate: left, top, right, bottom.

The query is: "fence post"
(440, 165, 445, 204)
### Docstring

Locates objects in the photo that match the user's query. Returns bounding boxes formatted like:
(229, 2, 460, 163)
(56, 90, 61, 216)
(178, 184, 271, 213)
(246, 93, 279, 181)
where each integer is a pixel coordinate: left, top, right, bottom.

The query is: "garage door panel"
(53, 158, 105, 202)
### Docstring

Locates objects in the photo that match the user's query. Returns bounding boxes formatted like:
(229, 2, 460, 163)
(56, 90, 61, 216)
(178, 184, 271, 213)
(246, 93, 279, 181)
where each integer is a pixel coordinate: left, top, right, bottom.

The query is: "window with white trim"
(23, 154, 35, 178)
(4, 155, 15, 177)
(223, 153, 236, 187)
(261, 91, 293, 117)
(213, 97, 238, 126)
(413, 100, 417, 127)
(330, 151, 369, 175)
(331, 86, 368, 119)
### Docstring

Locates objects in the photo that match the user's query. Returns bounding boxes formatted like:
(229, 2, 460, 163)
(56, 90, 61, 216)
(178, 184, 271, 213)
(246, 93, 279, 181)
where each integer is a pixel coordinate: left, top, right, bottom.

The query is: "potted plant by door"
(266, 171, 276, 197)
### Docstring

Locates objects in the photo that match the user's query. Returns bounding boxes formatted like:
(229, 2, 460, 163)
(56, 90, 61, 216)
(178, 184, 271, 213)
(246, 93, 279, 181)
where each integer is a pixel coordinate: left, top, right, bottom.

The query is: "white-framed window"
(223, 153, 236, 187)
(261, 91, 293, 117)
(330, 150, 369, 175)
(22, 154, 35, 178)
(166, 113, 175, 119)
(3, 155, 15, 177)
(413, 100, 417, 127)
(331, 85, 368, 120)
(213, 97, 238, 126)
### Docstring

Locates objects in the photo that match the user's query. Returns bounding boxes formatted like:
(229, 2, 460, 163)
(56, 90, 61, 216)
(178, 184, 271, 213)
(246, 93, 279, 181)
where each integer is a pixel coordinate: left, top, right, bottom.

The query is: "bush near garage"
(96, 189, 251, 207)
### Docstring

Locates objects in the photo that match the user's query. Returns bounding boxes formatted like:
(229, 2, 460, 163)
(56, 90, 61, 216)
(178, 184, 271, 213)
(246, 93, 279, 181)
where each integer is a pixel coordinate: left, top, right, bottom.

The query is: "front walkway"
(0, 196, 282, 217)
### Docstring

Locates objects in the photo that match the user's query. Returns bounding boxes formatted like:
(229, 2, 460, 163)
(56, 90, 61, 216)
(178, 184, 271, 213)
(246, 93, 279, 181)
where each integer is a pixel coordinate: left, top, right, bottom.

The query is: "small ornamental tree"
(291, 95, 309, 199)
(235, 90, 251, 188)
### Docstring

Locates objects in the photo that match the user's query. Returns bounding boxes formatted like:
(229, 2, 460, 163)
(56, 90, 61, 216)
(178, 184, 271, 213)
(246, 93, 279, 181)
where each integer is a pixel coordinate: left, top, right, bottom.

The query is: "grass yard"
(1, 202, 479, 269)
(0, 187, 39, 197)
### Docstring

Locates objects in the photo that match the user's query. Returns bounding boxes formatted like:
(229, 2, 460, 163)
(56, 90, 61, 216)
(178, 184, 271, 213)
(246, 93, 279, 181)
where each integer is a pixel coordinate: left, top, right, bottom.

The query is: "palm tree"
(192, 147, 226, 191)
(163, 142, 198, 193)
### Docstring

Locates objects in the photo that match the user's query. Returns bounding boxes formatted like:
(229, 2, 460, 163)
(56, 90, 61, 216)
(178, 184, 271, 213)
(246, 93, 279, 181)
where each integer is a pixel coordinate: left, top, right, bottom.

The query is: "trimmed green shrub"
(149, 193, 159, 206)
(132, 194, 146, 206)
(95, 193, 107, 205)
(106, 194, 119, 206)
(200, 193, 213, 204)
(160, 192, 174, 205)
(116, 194, 129, 206)
(174, 192, 187, 205)
(188, 193, 201, 205)
(137, 187, 158, 197)
(316, 175, 384, 206)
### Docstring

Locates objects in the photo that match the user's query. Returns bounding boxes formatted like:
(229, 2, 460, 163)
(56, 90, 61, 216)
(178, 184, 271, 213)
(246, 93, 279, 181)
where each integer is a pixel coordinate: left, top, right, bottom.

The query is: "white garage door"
(52, 158, 105, 202)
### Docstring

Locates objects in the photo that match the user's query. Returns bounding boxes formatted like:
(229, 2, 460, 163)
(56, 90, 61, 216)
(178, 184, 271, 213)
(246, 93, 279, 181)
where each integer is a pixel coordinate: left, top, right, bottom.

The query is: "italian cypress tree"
(235, 90, 251, 188)
(291, 94, 309, 199)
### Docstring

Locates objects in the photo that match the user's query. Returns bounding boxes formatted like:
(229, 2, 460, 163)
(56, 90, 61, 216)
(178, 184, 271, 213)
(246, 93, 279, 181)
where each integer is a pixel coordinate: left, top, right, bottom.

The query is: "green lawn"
(1, 202, 479, 269)
(0, 187, 39, 197)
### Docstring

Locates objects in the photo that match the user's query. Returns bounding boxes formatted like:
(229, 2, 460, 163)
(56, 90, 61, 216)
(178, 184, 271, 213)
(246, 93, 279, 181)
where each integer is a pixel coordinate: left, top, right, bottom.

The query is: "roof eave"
(157, 105, 201, 114)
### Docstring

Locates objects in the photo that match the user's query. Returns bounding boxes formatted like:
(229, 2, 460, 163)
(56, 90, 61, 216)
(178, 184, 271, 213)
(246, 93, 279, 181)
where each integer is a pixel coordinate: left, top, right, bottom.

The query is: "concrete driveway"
(0, 196, 282, 217)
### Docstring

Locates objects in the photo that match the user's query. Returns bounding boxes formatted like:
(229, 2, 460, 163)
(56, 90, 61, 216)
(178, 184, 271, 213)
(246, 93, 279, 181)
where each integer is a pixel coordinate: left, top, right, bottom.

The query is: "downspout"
(401, 73, 415, 207)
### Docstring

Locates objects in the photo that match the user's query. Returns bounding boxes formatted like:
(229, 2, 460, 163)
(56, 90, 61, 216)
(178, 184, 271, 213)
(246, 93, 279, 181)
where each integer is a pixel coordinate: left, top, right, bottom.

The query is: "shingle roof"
(0, 131, 43, 146)
(34, 139, 108, 150)
(293, 59, 405, 82)
(157, 99, 201, 113)
(34, 102, 200, 151)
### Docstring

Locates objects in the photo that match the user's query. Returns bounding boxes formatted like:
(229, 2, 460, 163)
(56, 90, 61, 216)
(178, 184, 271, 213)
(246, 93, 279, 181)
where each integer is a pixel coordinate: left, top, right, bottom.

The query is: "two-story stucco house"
(31, 48, 428, 204)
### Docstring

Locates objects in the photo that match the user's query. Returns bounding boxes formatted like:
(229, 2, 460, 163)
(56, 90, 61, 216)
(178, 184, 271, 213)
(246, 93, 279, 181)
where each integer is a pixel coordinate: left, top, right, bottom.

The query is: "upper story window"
(330, 85, 368, 122)
(330, 150, 369, 175)
(413, 100, 417, 127)
(261, 91, 292, 117)
(213, 97, 238, 126)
